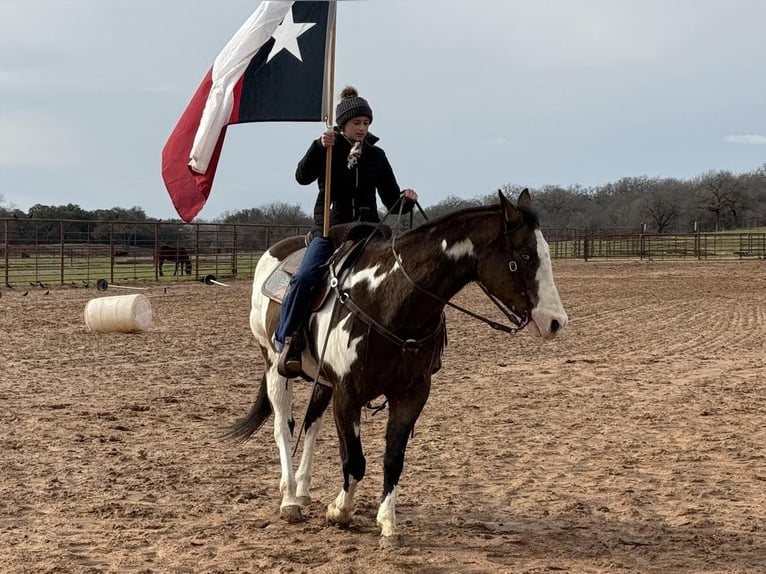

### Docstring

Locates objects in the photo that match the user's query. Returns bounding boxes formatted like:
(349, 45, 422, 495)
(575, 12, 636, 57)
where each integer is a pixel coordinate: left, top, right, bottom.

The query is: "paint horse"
(226, 190, 568, 546)
(157, 245, 192, 276)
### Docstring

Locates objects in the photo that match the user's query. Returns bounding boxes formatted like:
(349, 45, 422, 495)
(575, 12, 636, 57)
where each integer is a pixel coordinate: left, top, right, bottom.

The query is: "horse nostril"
(550, 319, 560, 333)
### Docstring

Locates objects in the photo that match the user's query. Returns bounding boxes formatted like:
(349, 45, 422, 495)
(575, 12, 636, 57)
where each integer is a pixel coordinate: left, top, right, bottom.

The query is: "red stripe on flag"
(161, 69, 227, 223)
(230, 76, 244, 125)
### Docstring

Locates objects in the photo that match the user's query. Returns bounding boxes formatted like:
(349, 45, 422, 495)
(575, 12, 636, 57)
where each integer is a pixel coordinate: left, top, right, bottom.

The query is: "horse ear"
(498, 189, 522, 226)
(517, 188, 531, 209)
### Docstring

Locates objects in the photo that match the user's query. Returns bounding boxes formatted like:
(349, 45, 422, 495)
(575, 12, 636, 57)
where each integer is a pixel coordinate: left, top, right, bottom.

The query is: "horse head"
(475, 189, 568, 340)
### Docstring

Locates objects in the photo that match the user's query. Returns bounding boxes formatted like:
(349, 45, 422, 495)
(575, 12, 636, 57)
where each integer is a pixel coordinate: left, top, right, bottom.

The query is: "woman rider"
(274, 85, 418, 376)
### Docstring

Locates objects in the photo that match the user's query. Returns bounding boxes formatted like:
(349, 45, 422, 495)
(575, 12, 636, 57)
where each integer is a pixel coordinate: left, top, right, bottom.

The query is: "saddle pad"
(261, 239, 363, 310)
(262, 248, 306, 304)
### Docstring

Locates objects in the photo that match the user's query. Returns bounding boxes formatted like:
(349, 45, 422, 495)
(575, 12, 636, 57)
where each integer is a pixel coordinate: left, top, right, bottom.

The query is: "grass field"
(2, 228, 765, 288)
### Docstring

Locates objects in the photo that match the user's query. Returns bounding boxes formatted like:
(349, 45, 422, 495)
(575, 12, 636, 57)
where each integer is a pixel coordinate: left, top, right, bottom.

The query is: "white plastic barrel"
(84, 294, 153, 333)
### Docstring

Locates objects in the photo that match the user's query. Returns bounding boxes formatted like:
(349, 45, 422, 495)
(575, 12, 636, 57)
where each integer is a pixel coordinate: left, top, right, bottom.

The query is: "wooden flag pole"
(322, 3, 337, 238)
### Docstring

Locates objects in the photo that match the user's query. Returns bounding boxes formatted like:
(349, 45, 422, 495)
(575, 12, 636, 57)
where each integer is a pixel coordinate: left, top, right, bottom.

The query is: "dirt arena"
(1, 259, 764, 573)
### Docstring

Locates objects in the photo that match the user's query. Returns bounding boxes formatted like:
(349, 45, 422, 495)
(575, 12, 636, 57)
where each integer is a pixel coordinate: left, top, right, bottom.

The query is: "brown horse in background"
(157, 245, 192, 276)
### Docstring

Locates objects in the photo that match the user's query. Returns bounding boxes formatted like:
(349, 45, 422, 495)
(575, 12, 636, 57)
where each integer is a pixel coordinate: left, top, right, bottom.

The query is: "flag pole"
(322, 2, 337, 238)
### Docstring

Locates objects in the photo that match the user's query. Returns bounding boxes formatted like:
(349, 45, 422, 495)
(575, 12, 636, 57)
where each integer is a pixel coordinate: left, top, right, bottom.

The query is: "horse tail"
(221, 373, 272, 443)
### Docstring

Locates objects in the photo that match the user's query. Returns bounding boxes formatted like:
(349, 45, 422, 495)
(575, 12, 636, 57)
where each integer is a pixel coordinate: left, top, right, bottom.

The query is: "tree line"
(2, 165, 765, 238)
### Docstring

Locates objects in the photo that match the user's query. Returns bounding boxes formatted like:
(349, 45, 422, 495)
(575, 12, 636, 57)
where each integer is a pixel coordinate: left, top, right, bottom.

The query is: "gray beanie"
(335, 86, 373, 127)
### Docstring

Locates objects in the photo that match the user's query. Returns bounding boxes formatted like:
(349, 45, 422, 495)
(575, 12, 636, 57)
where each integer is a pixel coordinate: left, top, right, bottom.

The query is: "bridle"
(388, 216, 531, 336)
(295, 199, 532, 446)
(328, 199, 531, 354)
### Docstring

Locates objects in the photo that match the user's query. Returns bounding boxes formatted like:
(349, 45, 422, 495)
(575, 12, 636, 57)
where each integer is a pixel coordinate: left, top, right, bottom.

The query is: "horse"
(225, 189, 568, 546)
(157, 245, 192, 276)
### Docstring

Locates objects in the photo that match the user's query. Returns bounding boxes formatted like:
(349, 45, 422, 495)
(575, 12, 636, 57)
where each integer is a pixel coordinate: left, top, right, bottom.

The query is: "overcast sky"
(1, 0, 764, 220)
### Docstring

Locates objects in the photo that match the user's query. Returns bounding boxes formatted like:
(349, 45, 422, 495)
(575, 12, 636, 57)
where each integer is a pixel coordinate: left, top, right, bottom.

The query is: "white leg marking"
(531, 230, 568, 338)
(295, 414, 324, 505)
(266, 366, 300, 510)
(376, 486, 398, 537)
(326, 478, 358, 524)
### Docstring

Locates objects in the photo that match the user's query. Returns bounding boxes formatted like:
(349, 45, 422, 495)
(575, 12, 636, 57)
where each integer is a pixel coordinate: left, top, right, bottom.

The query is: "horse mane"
(399, 201, 539, 240)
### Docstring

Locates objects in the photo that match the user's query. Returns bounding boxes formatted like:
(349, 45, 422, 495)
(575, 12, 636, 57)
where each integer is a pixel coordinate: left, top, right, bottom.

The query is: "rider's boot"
(277, 335, 302, 378)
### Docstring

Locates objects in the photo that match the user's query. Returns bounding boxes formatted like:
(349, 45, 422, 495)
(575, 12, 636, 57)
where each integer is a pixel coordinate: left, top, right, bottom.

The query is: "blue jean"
(274, 236, 335, 346)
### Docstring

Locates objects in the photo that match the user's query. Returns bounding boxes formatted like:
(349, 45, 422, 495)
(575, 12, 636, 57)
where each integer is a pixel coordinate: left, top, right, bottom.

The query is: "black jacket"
(295, 132, 413, 236)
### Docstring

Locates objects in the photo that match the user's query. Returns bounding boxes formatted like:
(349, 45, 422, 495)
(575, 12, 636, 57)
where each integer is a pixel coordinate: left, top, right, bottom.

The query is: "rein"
(329, 264, 446, 350)
(390, 245, 528, 335)
(323, 196, 530, 362)
(388, 200, 530, 336)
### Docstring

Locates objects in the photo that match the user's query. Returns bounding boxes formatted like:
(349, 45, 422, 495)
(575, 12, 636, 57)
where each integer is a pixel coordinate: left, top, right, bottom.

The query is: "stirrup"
(277, 336, 302, 377)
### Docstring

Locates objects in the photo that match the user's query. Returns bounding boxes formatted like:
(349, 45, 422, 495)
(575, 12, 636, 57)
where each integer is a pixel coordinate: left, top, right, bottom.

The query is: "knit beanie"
(335, 86, 373, 128)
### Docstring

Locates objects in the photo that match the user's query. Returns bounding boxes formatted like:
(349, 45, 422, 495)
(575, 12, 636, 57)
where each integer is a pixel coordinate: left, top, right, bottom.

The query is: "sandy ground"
(1, 259, 764, 574)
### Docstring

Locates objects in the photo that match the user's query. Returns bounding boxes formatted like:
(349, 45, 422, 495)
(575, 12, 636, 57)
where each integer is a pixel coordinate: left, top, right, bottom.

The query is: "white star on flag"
(267, 7, 317, 62)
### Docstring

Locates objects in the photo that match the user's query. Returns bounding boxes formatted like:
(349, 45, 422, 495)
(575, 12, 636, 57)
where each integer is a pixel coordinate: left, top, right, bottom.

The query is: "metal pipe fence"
(1, 219, 765, 288)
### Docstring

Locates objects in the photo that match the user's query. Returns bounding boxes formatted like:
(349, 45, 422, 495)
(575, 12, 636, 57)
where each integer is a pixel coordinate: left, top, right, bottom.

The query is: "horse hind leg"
(294, 383, 332, 506)
(261, 363, 307, 523)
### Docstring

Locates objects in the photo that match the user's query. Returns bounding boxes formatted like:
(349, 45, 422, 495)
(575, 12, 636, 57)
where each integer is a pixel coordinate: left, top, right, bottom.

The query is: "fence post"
(59, 220, 65, 286)
(3, 220, 8, 287)
(232, 224, 238, 277)
(154, 222, 160, 281)
(694, 221, 701, 261)
(583, 227, 589, 262)
(195, 224, 200, 280)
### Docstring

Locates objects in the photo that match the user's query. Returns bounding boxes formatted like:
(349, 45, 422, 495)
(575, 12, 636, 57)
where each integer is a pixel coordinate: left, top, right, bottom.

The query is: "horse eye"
(520, 252, 532, 262)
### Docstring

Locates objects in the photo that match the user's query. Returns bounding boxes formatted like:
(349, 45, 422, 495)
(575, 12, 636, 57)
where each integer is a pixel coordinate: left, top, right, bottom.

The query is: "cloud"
(0, 111, 83, 166)
(485, 136, 510, 146)
(724, 134, 766, 145)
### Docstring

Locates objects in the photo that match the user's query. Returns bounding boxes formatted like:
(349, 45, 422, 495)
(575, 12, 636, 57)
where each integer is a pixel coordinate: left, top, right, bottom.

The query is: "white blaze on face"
(528, 229, 568, 339)
(441, 238, 475, 260)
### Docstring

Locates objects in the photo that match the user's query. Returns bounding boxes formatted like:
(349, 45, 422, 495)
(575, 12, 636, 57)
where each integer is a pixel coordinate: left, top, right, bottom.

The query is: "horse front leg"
(377, 374, 431, 546)
(295, 384, 332, 506)
(264, 363, 303, 523)
(326, 392, 365, 526)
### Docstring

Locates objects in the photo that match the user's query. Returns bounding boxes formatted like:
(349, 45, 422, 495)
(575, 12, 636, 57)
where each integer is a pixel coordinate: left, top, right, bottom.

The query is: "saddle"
(261, 222, 392, 310)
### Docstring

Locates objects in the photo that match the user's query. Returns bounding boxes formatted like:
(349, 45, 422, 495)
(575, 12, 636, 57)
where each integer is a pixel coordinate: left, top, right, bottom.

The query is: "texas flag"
(162, 1, 336, 222)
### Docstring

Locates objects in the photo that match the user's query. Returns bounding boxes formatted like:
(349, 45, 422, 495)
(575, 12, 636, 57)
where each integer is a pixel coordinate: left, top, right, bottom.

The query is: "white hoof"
(326, 502, 353, 525)
(280, 505, 304, 524)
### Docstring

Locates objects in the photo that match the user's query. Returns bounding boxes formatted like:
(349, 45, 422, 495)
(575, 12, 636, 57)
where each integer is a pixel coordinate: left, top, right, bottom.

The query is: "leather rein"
(327, 198, 530, 354)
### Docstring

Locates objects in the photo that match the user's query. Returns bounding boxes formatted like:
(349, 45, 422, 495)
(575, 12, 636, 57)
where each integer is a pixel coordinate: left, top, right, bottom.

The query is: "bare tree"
(695, 170, 742, 231)
(262, 202, 312, 225)
(642, 181, 681, 233)
(422, 195, 481, 220)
